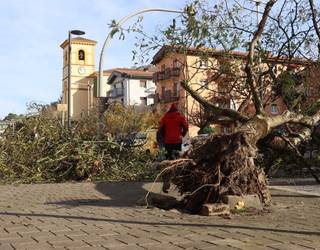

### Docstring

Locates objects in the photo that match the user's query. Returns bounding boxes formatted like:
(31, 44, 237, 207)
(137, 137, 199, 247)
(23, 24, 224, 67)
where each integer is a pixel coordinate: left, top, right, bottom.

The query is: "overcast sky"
(0, 0, 186, 119)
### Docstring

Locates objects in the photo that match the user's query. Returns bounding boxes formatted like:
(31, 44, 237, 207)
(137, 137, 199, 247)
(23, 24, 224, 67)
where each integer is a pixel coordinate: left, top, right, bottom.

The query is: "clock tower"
(60, 37, 97, 118)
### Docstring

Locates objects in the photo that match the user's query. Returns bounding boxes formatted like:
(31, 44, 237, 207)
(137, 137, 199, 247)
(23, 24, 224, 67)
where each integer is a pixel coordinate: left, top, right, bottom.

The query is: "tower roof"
(60, 37, 97, 49)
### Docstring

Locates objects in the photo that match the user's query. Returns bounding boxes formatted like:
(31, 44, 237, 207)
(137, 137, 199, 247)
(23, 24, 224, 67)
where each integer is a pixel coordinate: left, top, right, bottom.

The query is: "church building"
(60, 37, 155, 118)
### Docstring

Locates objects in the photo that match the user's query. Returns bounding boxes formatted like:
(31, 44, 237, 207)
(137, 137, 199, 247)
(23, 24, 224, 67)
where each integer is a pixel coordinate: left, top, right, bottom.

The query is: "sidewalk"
(0, 181, 319, 250)
(269, 177, 320, 197)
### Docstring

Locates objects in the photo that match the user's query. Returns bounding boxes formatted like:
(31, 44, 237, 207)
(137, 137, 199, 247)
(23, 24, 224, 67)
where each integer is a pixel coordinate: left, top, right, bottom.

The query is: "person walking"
(158, 103, 188, 193)
(158, 103, 189, 160)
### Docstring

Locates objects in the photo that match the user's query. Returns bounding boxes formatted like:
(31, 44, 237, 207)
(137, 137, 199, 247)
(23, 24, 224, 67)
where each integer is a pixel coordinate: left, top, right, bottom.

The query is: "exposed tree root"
(159, 132, 271, 214)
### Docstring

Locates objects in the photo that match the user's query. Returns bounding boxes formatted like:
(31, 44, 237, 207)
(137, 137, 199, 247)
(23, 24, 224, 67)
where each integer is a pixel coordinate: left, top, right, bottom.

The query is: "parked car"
(116, 128, 159, 156)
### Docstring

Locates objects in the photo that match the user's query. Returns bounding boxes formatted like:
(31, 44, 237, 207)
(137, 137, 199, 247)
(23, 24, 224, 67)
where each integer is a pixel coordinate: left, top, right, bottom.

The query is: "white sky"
(0, 0, 186, 118)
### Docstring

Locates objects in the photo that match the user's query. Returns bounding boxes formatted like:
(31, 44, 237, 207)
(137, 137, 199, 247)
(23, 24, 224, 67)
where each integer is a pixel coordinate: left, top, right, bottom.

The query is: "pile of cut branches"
(0, 114, 154, 184)
(159, 132, 270, 213)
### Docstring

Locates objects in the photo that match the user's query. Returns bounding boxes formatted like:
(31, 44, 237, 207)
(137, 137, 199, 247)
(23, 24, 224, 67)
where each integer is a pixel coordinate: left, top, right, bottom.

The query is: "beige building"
(60, 37, 112, 118)
(60, 37, 156, 119)
(151, 46, 309, 135)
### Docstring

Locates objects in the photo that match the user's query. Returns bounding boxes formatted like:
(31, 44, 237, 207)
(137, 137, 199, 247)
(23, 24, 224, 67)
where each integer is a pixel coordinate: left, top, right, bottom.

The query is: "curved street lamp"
(97, 8, 185, 98)
(67, 29, 85, 128)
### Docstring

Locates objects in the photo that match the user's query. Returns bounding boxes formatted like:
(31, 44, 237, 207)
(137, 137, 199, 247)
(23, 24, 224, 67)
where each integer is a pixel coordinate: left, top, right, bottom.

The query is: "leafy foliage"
(104, 102, 161, 136)
(0, 105, 157, 184)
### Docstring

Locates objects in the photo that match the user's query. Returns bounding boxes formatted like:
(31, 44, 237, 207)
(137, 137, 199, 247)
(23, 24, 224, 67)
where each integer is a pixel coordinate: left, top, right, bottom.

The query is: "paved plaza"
(0, 181, 319, 250)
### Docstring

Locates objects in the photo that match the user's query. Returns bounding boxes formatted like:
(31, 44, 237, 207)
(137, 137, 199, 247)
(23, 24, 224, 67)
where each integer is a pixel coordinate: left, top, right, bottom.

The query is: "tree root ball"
(159, 132, 271, 214)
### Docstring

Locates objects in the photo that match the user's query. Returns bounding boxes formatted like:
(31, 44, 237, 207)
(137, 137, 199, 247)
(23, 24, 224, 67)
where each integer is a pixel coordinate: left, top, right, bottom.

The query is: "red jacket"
(158, 106, 188, 145)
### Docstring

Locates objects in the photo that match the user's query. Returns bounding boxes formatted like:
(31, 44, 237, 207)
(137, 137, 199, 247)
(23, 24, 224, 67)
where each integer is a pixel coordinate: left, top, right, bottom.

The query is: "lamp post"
(67, 29, 85, 129)
(254, 0, 261, 26)
(97, 8, 185, 99)
(95, 8, 185, 138)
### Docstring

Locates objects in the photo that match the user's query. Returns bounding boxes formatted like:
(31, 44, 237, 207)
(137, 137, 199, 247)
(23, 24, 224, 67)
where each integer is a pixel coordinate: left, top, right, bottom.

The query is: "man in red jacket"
(158, 103, 188, 193)
(158, 103, 189, 160)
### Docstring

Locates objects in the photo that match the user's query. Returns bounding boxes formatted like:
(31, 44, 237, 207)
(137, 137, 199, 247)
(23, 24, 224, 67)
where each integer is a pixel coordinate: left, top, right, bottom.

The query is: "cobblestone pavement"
(0, 182, 319, 250)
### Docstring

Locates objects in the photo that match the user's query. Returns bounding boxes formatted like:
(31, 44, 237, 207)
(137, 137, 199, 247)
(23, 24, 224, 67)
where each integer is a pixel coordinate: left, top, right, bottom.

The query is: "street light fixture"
(97, 8, 185, 99)
(253, 0, 261, 26)
(67, 29, 85, 129)
(95, 8, 185, 138)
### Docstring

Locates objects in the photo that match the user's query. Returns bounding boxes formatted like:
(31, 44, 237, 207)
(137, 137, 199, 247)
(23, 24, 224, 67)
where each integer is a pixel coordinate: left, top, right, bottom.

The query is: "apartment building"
(151, 45, 310, 135)
(107, 68, 155, 107)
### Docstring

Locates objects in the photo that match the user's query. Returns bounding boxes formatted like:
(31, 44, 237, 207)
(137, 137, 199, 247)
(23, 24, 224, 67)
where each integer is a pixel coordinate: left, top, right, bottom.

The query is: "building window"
(140, 80, 147, 88)
(199, 59, 208, 68)
(173, 59, 179, 68)
(271, 104, 278, 114)
(140, 97, 147, 106)
(173, 82, 179, 97)
(200, 79, 208, 86)
(161, 64, 165, 71)
(64, 50, 68, 64)
(161, 86, 165, 97)
(78, 50, 85, 60)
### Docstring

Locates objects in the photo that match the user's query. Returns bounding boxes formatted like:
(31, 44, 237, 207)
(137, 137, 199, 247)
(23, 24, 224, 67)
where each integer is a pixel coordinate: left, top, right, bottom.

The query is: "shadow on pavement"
(45, 182, 180, 208)
(0, 211, 319, 236)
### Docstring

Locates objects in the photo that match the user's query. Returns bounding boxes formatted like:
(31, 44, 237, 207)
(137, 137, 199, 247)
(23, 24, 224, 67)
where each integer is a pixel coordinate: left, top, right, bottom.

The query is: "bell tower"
(60, 37, 97, 118)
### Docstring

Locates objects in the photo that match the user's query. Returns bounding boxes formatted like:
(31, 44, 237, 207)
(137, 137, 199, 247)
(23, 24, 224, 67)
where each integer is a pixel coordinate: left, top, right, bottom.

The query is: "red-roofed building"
(107, 68, 155, 107)
(151, 45, 311, 136)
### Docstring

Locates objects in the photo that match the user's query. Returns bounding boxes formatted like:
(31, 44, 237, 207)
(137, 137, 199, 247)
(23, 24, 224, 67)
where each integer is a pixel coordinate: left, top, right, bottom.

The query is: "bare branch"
(181, 80, 249, 123)
(245, 0, 277, 115)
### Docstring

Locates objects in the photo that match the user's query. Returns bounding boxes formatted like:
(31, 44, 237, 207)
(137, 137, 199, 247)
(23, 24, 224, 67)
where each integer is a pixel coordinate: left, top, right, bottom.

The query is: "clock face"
(78, 67, 86, 75)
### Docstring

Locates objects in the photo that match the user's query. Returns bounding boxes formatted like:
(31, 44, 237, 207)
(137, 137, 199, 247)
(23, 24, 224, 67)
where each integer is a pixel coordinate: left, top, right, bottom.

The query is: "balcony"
(172, 67, 181, 77)
(152, 67, 181, 82)
(160, 90, 180, 103)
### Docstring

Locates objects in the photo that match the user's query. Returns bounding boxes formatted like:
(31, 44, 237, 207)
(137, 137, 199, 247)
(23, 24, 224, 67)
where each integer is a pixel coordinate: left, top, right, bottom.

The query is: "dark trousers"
(165, 143, 182, 160)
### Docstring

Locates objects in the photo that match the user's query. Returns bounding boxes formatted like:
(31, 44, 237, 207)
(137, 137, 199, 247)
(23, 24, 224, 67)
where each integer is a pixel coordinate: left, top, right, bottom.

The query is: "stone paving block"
(0, 243, 14, 250)
(173, 242, 210, 250)
(54, 229, 89, 237)
(67, 247, 106, 250)
(0, 236, 36, 245)
(106, 244, 146, 250)
(67, 234, 106, 242)
(268, 243, 315, 250)
(85, 238, 127, 248)
(89, 229, 120, 237)
(195, 244, 235, 250)
(26, 231, 56, 241)
(124, 236, 160, 246)
(49, 240, 89, 248)
(11, 241, 52, 250)
(0, 232, 22, 241)
(234, 244, 270, 250)
(207, 238, 246, 248)
(149, 235, 182, 244)
(141, 243, 184, 250)
(32, 234, 70, 243)
(172, 240, 217, 249)
(4, 225, 40, 234)
(296, 241, 320, 249)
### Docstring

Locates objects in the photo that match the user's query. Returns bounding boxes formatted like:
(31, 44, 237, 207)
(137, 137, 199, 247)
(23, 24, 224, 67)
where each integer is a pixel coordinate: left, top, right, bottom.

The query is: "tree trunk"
(159, 110, 320, 213)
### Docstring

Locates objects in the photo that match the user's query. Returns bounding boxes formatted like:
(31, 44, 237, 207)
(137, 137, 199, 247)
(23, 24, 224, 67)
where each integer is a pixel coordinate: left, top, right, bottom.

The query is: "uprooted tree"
(131, 0, 320, 212)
